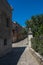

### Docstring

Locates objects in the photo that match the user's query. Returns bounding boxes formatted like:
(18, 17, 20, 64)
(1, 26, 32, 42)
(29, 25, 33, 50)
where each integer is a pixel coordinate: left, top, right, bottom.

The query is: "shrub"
(31, 36, 43, 56)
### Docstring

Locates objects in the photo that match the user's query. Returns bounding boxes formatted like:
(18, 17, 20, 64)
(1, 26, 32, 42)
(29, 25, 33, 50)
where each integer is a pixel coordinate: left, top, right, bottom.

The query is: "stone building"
(12, 22, 17, 42)
(12, 22, 23, 42)
(0, 0, 12, 57)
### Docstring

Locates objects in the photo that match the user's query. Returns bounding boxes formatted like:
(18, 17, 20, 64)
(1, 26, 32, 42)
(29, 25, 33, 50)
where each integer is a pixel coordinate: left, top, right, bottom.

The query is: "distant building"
(12, 22, 23, 42)
(0, 0, 12, 57)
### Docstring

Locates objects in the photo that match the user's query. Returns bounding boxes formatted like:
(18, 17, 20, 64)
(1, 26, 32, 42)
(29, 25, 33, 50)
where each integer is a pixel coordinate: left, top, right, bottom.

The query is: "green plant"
(31, 37, 43, 56)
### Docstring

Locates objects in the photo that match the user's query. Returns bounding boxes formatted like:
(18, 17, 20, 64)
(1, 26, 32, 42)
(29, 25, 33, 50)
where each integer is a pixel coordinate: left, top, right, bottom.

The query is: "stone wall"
(0, 0, 12, 17)
(0, 0, 12, 57)
(29, 48, 43, 65)
(0, 38, 12, 57)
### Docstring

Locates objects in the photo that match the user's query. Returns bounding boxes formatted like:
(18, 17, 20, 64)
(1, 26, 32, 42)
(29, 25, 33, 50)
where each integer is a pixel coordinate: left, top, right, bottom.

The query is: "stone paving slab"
(12, 38, 40, 65)
(12, 38, 28, 47)
(0, 38, 40, 65)
(17, 47, 40, 65)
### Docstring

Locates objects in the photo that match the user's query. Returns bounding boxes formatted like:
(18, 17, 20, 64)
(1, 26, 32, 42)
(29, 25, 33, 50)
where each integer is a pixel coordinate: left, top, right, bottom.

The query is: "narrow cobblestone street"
(0, 38, 40, 65)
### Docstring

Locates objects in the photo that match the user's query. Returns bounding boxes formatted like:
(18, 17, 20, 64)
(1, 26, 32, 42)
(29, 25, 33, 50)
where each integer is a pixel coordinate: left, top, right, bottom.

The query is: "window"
(6, 18, 10, 27)
(4, 39, 7, 45)
(12, 29, 15, 35)
(15, 26, 18, 32)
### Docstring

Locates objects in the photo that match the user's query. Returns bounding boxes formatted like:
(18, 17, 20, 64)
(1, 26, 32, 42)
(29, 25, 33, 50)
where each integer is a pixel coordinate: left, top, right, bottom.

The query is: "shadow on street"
(0, 47, 26, 65)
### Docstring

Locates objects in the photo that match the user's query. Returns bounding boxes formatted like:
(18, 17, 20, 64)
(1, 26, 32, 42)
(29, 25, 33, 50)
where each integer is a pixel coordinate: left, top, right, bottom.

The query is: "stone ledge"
(29, 48, 43, 65)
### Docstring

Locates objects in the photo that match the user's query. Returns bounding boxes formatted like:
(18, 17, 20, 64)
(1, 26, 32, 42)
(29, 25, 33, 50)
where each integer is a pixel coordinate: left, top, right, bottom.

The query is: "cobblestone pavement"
(0, 38, 40, 65)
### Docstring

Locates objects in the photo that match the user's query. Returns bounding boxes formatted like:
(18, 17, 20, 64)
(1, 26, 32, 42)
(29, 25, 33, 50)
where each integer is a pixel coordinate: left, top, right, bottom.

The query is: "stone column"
(28, 28, 33, 48)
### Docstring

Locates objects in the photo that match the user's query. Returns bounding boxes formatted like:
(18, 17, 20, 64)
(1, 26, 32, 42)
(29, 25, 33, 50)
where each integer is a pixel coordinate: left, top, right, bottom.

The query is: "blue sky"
(8, 0, 43, 26)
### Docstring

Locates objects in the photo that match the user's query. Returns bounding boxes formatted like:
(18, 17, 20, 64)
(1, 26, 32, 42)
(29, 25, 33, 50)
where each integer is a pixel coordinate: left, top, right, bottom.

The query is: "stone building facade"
(12, 22, 23, 42)
(0, 0, 12, 57)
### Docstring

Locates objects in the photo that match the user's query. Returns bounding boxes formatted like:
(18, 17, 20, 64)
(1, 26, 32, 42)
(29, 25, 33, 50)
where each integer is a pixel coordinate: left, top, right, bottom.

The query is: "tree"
(21, 28, 27, 35)
(25, 14, 43, 37)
